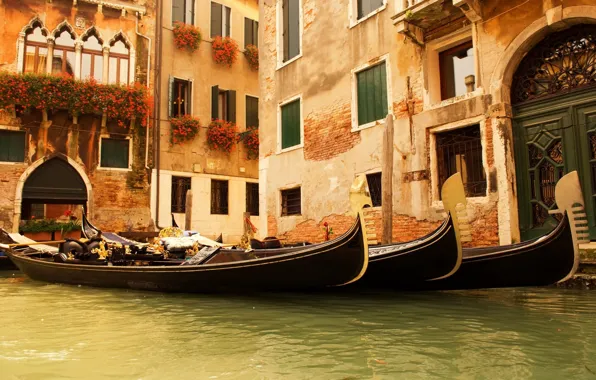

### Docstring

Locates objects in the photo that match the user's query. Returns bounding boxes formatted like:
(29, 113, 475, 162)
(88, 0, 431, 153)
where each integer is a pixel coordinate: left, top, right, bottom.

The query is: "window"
(100, 137, 130, 169)
(436, 125, 486, 198)
(439, 40, 475, 100)
(24, 24, 48, 74)
(30, 203, 45, 219)
(51, 28, 76, 75)
(211, 179, 229, 215)
(244, 18, 258, 48)
(108, 37, 130, 85)
(172, 0, 195, 25)
(281, 187, 301, 216)
(281, 0, 301, 63)
(356, 62, 388, 127)
(211, 86, 236, 122)
(81, 32, 104, 81)
(280, 98, 301, 150)
(170, 78, 192, 118)
(357, 0, 384, 19)
(211, 2, 231, 38)
(246, 182, 259, 216)
(246, 96, 259, 128)
(171, 176, 191, 213)
(0, 130, 26, 163)
(366, 172, 382, 207)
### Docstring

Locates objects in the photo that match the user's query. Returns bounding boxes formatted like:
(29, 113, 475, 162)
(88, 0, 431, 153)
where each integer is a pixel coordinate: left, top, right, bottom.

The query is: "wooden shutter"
(227, 90, 236, 123)
(211, 85, 219, 120)
(224, 6, 231, 37)
(187, 79, 193, 116)
(0, 130, 25, 162)
(211, 2, 222, 37)
(168, 76, 174, 118)
(357, 63, 387, 126)
(288, 0, 300, 60)
(244, 18, 252, 47)
(281, 99, 300, 149)
(282, 0, 289, 62)
(254, 21, 259, 48)
(246, 96, 259, 129)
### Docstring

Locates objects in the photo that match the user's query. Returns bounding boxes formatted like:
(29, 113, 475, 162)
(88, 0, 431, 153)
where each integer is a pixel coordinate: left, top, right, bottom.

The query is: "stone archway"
(12, 154, 92, 232)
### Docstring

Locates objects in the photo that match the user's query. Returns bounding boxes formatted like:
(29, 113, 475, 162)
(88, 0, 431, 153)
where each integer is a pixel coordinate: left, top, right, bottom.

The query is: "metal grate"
(436, 125, 486, 198)
(211, 180, 229, 215)
(171, 176, 191, 213)
(281, 187, 301, 216)
(246, 182, 259, 216)
(366, 172, 382, 207)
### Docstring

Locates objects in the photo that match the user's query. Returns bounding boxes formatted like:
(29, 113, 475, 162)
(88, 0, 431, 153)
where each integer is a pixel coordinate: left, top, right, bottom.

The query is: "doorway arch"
(12, 154, 92, 232)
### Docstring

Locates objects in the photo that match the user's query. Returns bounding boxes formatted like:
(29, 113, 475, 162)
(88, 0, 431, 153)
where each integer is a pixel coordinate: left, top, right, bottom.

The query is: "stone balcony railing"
(72, 0, 146, 16)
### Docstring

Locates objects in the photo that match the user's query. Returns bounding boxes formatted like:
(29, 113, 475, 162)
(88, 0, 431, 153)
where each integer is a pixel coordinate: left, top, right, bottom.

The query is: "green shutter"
(101, 138, 129, 169)
(357, 62, 387, 126)
(281, 99, 300, 149)
(244, 18, 252, 47)
(288, 0, 300, 60)
(246, 96, 259, 129)
(254, 21, 259, 48)
(227, 90, 236, 123)
(211, 2, 222, 37)
(211, 85, 219, 120)
(0, 131, 25, 162)
(224, 6, 231, 37)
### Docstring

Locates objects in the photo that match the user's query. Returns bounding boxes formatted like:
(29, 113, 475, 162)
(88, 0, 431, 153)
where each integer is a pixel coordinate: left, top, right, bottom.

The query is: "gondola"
(2, 180, 370, 293)
(409, 171, 588, 290)
(0, 229, 55, 270)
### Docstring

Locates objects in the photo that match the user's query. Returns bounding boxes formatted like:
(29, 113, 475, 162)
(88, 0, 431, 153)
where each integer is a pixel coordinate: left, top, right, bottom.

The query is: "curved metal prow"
(349, 174, 373, 215)
(81, 210, 102, 240)
(432, 172, 470, 280)
(553, 171, 588, 282)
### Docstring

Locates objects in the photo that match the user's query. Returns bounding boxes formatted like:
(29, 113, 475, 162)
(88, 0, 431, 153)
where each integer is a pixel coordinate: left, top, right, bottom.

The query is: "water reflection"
(1, 274, 595, 379)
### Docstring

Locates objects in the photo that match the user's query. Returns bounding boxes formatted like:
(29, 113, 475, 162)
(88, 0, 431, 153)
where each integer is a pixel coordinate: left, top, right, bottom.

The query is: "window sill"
(276, 54, 303, 71)
(211, 213, 229, 216)
(349, 4, 387, 29)
(0, 161, 27, 166)
(97, 166, 132, 172)
(426, 88, 484, 111)
(351, 118, 384, 133)
(281, 214, 302, 218)
(276, 144, 303, 155)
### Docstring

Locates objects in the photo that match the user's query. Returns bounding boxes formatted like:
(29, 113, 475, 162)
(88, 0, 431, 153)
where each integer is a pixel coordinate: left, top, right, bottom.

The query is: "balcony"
(72, 0, 146, 16)
(393, 0, 482, 45)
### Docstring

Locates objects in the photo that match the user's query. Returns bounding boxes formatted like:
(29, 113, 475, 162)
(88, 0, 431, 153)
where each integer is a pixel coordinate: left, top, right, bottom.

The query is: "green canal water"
(1, 272, 596, 380)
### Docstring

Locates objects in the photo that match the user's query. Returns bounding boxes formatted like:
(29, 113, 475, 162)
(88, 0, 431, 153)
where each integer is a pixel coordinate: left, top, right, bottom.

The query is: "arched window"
(52, 28, 76, 75)
(81, 31, 104, 81)
(23, 23, 48, 73)
(108, 37, 130, 84)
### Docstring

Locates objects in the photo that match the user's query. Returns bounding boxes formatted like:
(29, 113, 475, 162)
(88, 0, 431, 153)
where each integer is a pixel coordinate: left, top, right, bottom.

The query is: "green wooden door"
(514, 88, 596, 240)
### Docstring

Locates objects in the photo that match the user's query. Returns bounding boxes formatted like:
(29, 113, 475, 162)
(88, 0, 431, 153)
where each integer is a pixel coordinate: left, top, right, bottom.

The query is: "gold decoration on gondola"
(158, 226, 183, 238)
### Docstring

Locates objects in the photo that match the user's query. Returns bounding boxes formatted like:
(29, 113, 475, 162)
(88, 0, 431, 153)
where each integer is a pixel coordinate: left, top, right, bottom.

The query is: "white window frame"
(97, 134, 133, 171)
(276, 0, 303, 70)
(210, 2, 232, 38)
(348, 0, 387, 29)
(351, 54, 393, 132)
(277, 93, 304, 154)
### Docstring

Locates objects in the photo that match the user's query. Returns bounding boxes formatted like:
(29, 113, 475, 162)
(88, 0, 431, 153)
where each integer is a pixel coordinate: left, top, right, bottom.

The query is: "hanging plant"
(238, 125, 258, 160)
(207, 119, 237, 154)
(244, 44, 259, 71)
(211, 36, 239, 67)
(173, 22, 202, 52)
(170, 115, 201, 145)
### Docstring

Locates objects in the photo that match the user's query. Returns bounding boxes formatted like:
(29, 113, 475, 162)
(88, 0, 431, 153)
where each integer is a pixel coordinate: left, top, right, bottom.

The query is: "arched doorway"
(14, 156, 91, 232)
(512, 24, 596, 240)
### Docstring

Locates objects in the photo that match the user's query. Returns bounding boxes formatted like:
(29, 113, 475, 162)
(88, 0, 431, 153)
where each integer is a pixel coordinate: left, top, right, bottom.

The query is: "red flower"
(170, 115, 201, 145)
(244, 44, 259, 71)
(173, 22, 202, 52)
(211, 36, 239, 67)
(207, 119, 238, 154)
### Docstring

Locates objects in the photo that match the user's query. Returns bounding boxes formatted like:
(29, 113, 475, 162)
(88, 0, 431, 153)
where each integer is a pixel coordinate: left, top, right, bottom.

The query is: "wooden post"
(382, 114, 394, 244)
(184, 189, 193, 230)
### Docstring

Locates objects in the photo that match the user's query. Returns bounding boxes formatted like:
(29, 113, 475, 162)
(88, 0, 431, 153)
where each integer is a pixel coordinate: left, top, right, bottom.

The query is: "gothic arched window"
(108, 37, 130, 84)
(23, 23, 48, 73)
(81, 31, 104, 81)
(52, 28, 76, 75)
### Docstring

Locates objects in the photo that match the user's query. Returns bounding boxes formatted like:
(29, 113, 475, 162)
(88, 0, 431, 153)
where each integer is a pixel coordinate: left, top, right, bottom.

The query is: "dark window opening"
(173, 0, 195, 25)
(244, 18, 259, 48)
(170, 78, 192, 118)
(439, 40, 475, 100)
(211, 179, 229, 215)
(211, 86, 236, 122)
(357, 0, 384, 20)
(436, 125, 486, 198)
(171, 176, 191, 213)
(246, 96, 259, 129)
(100, 138, 130, 169)
(0, 130, 26, 163)
(366, 172, 382, 207)
(246, 182, 259, 216)
(281, 187, 301, 216)
(211, 2, 231, 38)
(282, 0, 300, 62)
(356, 62, 388, 126)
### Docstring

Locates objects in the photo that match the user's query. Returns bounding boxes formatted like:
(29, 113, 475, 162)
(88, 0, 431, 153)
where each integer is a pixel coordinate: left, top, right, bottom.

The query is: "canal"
(1, 272, 596, 379)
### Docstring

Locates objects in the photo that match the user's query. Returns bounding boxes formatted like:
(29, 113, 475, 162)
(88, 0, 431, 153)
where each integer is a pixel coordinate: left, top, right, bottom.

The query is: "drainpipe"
(153, 0, 163, 229)
(135, 12, 152, 170)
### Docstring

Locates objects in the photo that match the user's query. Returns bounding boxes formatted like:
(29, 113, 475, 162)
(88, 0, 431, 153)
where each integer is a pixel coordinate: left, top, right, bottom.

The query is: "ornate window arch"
(512, 25, 596, 104)
(51, 25, 77, 75)
(108, 33, 131, 84)
(21, 19, 49, 74)
(81, 27, 104, 81)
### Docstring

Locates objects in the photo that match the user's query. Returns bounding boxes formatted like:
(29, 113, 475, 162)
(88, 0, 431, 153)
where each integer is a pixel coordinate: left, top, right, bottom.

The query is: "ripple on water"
(1, 274, 596, 379)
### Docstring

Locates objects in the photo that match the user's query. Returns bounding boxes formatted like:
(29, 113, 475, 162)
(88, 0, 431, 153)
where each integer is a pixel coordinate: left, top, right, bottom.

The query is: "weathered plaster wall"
(259, 0, 596, 245)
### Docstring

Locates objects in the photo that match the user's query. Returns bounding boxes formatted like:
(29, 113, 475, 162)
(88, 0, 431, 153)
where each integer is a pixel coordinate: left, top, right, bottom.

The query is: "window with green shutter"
(244, 18, 258, 48)
(282, 0, 300, 62)
(356, 62, 388, 126)
(0, 130, 26, 163)
(281, 98, 301, 149)
(100, 138, 130, 169)
(211, 2, 231, 38)
(246, 95, 259, 129)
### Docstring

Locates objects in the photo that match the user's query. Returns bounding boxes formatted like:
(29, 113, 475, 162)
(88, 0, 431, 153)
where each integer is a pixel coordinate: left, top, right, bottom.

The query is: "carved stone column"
(46, 38, 55, 74)
(102, 46, 109, 84)
(74, 42, 83, 79)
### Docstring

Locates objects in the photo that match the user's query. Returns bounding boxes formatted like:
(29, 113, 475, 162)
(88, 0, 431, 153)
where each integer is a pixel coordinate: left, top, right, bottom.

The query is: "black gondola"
(409, 171, 587, 290)
(2, 209, 369, 293)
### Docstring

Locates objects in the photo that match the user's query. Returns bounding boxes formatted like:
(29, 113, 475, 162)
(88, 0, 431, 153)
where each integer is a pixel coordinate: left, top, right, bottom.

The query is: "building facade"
(152, 0, 260, 242)
(0, 0, 155, 233)
(259, 0, 596, 245)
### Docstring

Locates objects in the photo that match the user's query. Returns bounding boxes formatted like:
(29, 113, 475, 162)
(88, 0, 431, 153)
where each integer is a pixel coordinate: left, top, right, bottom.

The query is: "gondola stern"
(335, 211, 369, 286)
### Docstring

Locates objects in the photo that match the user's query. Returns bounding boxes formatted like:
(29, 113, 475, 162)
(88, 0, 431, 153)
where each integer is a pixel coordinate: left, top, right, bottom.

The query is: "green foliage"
(20, 219, 81, 233)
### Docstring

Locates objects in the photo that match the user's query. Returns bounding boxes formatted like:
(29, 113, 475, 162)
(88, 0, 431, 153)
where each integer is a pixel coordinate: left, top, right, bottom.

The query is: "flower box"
(22, 231, 52, 242)
(56, 230, 82, 240)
